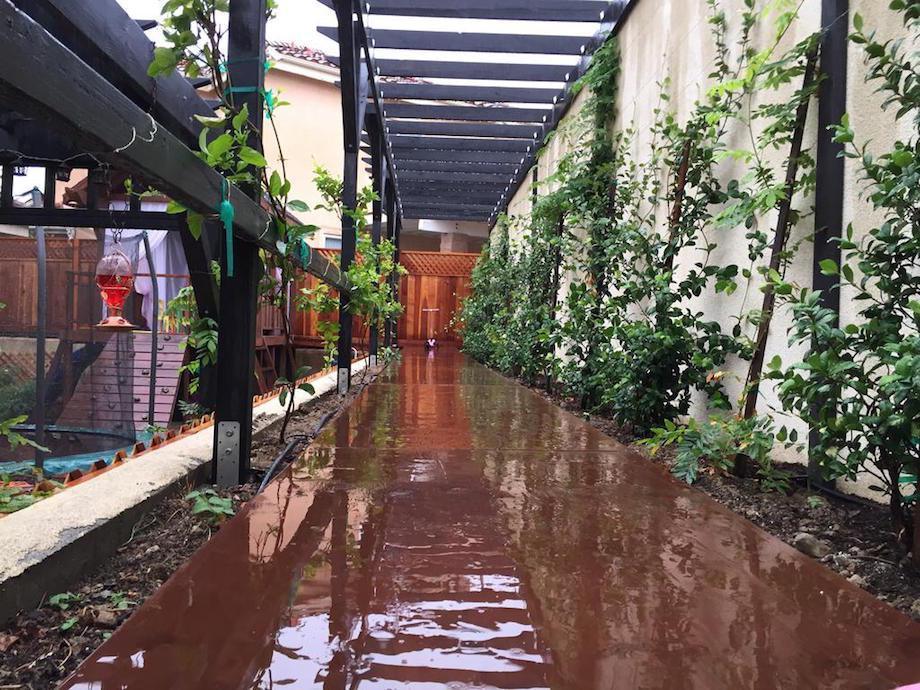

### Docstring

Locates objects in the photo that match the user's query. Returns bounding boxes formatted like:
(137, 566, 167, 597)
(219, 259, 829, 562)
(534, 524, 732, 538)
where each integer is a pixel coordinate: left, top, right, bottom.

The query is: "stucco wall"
(262, 61, 372, 248)
(498, 0, 911, 497)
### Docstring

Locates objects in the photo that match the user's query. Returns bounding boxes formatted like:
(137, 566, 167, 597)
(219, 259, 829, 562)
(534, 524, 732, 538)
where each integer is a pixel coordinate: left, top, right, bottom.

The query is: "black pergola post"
(334, 0, 362, 393)
(384, 178, 396, 348)
(809, 0, 848, 488)
(392, 215, 401, 347)
(213, 0, 267, 486)
(367, 115, 385, 365)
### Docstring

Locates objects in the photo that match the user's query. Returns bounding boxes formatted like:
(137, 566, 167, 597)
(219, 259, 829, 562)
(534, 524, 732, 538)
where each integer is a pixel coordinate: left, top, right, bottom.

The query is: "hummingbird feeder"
(95, 243, 136, 330)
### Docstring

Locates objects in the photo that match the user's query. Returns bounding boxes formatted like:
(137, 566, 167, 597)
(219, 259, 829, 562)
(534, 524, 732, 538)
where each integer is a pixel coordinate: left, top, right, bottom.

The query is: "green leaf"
(166, 200, 186, 215)
(238, 146, 267, 168)
(186, 212, 204, 240)
(194, 113, 227, 128)
(819, 259, 838, 276)
(269, 170, 283, 196)
(232, 104, 250, 132)
(207, 133, 234, 159)
(287, 200, 310, 213)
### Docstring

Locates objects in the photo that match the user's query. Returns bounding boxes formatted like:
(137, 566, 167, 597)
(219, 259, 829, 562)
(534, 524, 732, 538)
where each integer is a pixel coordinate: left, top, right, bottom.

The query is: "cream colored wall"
(498, 0, 910, 497)
(262, 62, 372, 248)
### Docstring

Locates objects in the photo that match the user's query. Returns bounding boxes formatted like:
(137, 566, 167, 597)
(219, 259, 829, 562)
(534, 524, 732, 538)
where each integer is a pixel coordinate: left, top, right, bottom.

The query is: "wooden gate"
(289, 250, 478, 345)
(397, 252, 477, 342)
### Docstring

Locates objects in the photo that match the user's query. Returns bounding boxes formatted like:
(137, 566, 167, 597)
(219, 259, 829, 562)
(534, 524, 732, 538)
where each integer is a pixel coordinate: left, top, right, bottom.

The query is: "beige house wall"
(499, 0, 912, 498)
(262, 56, 372, 248)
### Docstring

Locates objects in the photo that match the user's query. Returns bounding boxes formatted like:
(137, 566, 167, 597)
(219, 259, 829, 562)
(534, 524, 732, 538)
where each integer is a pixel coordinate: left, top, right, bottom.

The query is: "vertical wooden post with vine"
(736, 46, 819, 475)
(333, 0, 362, 393)
(212, 0, 267, 486)
(367, 114, 385, 366)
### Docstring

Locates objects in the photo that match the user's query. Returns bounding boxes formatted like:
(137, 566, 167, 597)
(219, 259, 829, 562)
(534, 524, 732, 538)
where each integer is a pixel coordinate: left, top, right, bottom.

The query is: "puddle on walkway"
(61, 349, 920, 689)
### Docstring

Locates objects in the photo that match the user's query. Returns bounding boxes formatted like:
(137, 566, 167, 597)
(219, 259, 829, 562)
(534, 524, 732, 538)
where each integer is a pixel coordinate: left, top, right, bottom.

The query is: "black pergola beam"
(213, 0, 267, 487)
(321, 0, 610, 22)
(402, 192, 500, 204)
(0, 1, 347, 288)
(400, 180, 508, 191)
(13, 0, 213, 149)
(395, 150, 524, 163)
(319, 27, 590, 54)
(373, 58, 574, 82)
(395, 160, 519, 173)
(397, 170, 513, 183)
(402, 200, 495, 211)
(387, 135, 533, 153)
(387, 120, 541, 139)
(402, 210, 489, 220)
(334, 0, 361, 393)
(372, 102, 550, 123)
(0, 207, 185, 230)
(378, 83, 560, 104)
(810, 0, 848, 487)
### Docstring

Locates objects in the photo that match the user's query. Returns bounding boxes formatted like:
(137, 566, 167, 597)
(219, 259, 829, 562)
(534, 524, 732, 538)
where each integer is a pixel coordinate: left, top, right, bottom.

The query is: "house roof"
(269, 42, 337, 68)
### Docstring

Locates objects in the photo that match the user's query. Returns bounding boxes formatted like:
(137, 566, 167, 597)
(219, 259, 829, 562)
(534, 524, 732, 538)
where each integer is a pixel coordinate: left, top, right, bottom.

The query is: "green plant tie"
(264, 89, 276, 116)
(219, 178, 235, 278)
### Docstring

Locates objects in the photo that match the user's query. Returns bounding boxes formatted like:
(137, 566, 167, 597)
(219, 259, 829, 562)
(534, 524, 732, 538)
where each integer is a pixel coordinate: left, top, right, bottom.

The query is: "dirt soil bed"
(0, 484, 255, 689)
(0, 363, 382, 689)
(526, 379, 920, 621)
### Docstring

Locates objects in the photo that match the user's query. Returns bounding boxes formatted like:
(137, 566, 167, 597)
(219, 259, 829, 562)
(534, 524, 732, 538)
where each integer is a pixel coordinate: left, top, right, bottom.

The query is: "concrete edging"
(0, 358, 366, 622)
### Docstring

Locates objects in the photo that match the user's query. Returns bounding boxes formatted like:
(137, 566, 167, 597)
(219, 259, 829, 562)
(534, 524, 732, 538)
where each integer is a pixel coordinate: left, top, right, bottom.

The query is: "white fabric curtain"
(105, 201, 190, 330)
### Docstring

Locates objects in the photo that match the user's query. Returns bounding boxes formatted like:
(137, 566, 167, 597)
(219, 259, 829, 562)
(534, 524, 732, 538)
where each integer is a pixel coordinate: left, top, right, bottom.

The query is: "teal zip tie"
(226, 85, 260, 95)
(264, 89, 276, 116)
(219, 178, 235, 278)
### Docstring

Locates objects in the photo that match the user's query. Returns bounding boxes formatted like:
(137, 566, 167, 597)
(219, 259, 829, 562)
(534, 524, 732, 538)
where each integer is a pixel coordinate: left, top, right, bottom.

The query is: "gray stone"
(832, 553, 855, 572)
(910, 600, 920, 619)
(793, 532, 833, 559)
(847, 574, 868, 588)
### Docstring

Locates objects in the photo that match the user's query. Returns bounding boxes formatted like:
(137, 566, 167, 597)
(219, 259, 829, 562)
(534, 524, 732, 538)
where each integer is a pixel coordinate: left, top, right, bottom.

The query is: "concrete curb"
(0, 358, 367, 622)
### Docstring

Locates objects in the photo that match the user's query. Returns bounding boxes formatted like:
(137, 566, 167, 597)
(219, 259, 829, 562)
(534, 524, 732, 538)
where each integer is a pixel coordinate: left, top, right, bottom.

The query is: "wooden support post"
(392, 214, 401, 346)
(810, 0, 848, 489)
(384, 178, 396, 348)
(0, 165, 13, 208)
(736, 48, 819, 477)
(213, 0, 267, 486)
(367, 115, 385, 365)
(33, 166, 55, 469)
(334, 0, 362, 392)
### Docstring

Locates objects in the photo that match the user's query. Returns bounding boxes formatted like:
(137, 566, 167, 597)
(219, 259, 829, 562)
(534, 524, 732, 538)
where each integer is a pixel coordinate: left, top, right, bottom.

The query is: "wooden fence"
(0, 238, 478, 344)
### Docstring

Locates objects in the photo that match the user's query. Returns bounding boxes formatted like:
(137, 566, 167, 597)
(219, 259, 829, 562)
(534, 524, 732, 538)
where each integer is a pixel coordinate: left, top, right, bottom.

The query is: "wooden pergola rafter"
(321, 0, 632, 224)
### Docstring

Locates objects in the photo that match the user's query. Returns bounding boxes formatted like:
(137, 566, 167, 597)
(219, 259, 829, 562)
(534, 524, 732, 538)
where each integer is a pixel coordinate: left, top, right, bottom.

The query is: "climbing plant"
(767, 2, 920, 550)
(150, 1, 402, 444)
(461, 0, 823, 490)
(299, 164, 405, 368)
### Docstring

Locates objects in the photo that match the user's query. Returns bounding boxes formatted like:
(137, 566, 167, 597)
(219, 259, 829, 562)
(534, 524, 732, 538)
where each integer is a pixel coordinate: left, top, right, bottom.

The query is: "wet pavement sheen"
(62, 348, 920, 689)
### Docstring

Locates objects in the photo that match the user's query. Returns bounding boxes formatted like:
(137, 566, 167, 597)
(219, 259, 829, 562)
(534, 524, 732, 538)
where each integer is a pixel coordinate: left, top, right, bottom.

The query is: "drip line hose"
(789, 474, 876, 508)
(257, 408, 337, 494)
(256, 359, 390, 494)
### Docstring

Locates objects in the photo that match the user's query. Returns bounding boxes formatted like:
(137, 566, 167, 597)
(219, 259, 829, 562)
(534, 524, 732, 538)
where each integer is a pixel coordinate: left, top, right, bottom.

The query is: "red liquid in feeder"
(96, 273, 134, 311)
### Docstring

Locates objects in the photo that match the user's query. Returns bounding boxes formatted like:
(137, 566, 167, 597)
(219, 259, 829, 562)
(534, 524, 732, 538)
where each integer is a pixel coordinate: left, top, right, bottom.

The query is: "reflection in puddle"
(61, 349, 920, 690)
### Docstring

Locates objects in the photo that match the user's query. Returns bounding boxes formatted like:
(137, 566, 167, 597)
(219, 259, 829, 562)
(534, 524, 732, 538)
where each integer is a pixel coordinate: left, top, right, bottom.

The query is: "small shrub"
(185, 488, 234, 525)
(643, 414, 788, 491)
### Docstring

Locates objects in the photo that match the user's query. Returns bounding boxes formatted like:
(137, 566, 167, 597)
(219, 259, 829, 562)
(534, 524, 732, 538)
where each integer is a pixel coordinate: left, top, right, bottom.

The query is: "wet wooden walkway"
(62, 348, 920, 689)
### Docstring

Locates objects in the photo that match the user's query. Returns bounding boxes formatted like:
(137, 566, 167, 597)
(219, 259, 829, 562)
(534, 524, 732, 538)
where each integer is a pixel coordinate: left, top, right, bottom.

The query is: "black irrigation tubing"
(256, 409, 337, 495)
(255, 357, 391, 494)
(789, 474, 877, 509)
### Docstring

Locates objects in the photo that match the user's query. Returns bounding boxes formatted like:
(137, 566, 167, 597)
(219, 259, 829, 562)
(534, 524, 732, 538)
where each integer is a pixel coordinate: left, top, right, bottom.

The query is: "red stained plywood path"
(61, 348, 920, 689)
